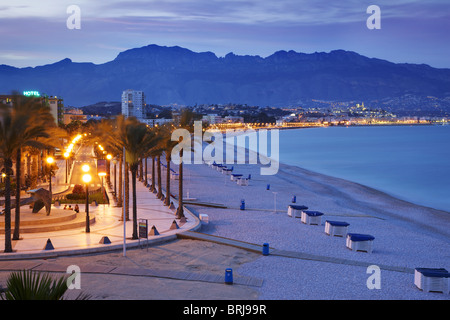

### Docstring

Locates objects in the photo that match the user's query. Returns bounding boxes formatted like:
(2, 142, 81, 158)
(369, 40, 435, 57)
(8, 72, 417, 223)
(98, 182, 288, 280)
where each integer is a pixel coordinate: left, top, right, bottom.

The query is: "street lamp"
(46, 156, 54, 194)
(82, 173, 92, 233)
(106, 154, 112, 184)
(82, 164, 90, 210)
(63, 152, 70, 184)
(111, 158, 117, 196)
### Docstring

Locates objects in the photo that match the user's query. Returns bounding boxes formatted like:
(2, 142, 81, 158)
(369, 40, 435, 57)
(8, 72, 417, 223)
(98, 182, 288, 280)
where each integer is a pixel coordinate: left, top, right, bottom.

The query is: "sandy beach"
(1, 138, 449, 301)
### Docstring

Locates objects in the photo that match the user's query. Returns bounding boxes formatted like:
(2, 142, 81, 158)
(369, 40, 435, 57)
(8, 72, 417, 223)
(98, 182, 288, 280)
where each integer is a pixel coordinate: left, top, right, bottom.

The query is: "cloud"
(0, 0, 449, 68)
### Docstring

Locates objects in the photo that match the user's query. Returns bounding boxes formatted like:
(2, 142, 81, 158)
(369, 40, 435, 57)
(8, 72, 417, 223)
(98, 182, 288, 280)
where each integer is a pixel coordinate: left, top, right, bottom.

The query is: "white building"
(141, 118, 173, 127)
(121, 89, 145, 119)
(202, 114, 223, 124)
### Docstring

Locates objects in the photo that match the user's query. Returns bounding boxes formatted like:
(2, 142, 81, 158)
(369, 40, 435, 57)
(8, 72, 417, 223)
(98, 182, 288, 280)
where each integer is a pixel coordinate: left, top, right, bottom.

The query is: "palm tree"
(175, 109, 195, 219)
(0, 95, 52, 252)
(1, 269, 90, 300)
(119, 117, 159, 239)
(157, 124, 178, 207)
(89, 118, 127, 213)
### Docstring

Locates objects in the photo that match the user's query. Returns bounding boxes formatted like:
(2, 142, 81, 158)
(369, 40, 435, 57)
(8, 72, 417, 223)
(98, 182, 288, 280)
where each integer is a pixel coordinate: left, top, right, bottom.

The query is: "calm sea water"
(275, 125, 450, 212)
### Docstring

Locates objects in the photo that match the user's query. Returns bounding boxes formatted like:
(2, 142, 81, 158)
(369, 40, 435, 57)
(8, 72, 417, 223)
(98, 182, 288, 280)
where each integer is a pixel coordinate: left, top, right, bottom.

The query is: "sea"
(274, 125, 450, 212)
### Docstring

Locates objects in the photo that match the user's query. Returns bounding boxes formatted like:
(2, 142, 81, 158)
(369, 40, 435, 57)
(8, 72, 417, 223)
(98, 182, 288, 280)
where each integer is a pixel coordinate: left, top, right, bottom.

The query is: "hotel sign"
(23, 90, 40, 97)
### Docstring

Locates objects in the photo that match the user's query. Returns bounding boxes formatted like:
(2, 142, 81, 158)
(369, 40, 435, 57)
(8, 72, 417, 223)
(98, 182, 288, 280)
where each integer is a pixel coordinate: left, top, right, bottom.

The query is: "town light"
(82, 164, 90, 172)
(46, 156, 54, 164)
(82, 173, 92, 233)
(82, 173, 92, 184)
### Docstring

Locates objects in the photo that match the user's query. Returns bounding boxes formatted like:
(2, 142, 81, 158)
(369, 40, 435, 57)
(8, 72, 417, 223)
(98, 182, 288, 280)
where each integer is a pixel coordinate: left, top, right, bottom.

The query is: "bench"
(287, 205, 308, 218)
(414, 268, 450, 293)
(301, 210, 324, 225)
(346, 233, 375, 253)
(237, 178, 249, 186)
(325, 220, 350, 237)
(231, 174, 243, 181)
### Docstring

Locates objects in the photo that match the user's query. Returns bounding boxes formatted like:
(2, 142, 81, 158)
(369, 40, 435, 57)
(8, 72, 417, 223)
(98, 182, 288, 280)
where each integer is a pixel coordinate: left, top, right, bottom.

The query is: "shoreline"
(220, 125, 450, 215)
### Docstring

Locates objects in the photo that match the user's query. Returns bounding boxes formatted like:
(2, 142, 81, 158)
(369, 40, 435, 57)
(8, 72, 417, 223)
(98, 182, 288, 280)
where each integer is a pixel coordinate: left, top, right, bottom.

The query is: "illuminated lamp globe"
(82, 174, 92, 184)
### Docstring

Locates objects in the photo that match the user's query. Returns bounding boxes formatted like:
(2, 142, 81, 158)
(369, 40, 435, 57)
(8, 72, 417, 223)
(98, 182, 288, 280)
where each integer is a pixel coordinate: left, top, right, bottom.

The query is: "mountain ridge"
(1, 44, 449, 108)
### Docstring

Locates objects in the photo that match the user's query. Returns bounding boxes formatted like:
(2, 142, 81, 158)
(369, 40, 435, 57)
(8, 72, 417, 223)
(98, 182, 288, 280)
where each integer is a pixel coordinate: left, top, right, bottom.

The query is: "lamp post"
(106, 154, 112, 185)
(81, 164, 92, 232)
(46, 156, 54, 194)
(112, 158, 117, 196)
(63, 152, 70, 184)
(82, 168, 92, 233)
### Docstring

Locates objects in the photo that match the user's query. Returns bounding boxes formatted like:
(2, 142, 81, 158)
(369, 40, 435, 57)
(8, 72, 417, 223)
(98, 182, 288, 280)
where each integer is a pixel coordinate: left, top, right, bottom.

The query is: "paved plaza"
(0, 150, 200, 260)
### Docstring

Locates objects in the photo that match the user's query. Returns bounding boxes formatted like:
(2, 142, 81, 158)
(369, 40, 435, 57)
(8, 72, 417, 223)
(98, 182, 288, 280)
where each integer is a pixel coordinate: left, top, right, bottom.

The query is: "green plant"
(72, 184, 85, 195)
(0, 269, 90, 300)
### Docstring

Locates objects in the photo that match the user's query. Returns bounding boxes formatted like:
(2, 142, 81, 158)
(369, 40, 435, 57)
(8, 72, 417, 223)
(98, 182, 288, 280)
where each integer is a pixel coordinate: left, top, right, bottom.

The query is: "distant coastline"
(215, 123, 450, 214)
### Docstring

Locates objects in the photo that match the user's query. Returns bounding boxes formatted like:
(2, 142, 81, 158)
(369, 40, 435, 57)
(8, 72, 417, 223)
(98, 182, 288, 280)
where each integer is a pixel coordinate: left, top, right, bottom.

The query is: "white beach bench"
(301, 210, 324, 225)
(325, 220, 350, 237)
(345, 233, 375, 253)
(222, 167, 233, 175)
(414, 268, 450, 293)
(231, 174, 243, 181)
(287, 205, 308, 218)
(237, 178, 249, 186)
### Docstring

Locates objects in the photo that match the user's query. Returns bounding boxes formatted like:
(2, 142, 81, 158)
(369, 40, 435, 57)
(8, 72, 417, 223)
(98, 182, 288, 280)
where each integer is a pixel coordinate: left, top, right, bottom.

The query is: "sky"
(1, 0, 449, 69)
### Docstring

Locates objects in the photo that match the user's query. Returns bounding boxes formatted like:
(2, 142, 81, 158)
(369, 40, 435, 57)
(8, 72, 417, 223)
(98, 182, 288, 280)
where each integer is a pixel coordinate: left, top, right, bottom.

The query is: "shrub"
(0, 269, 90, 300)
(72, 184, 85, 195)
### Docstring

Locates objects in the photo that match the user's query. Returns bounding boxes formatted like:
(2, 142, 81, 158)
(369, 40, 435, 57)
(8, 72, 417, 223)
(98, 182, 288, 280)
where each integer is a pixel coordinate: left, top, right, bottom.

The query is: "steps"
(0, 209, 95, 234)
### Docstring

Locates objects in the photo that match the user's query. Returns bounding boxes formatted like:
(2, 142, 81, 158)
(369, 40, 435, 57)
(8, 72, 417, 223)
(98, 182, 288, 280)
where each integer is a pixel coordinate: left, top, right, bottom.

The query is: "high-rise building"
(46, 96, 64, 126)
(121, 89, 145, 119)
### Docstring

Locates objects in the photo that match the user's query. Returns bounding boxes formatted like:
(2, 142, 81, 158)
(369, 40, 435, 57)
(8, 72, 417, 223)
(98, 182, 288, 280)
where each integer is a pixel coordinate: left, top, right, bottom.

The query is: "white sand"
(2, 137, 448, 301)
(175, 140, 450, 300)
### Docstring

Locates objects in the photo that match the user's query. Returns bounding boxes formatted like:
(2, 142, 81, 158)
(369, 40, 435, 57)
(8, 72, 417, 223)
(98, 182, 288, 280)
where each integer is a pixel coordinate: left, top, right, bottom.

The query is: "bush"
(72, 184, 85, 195)
(0, 269, 90, 300)
(65, 193, 85, 200)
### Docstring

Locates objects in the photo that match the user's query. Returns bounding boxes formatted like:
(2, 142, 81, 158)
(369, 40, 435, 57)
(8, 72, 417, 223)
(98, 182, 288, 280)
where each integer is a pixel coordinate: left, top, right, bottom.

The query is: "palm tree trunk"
(4, 158, 13, 253)
(157, 155, 162, 199)
(144, 157, 148, 186)
(177, 149, 185, 219)
(118, 156, 123, 207)
(151, 156, 155, 191)
(13, 148, 21, 240)
(125, 161, 130, 221)
(164, 154, 171, 206)
(131, 167, 138, 239)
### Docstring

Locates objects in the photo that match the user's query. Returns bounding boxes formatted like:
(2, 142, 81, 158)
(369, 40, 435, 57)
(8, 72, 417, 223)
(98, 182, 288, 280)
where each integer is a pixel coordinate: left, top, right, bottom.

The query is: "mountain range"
(1, 44, 449, 109)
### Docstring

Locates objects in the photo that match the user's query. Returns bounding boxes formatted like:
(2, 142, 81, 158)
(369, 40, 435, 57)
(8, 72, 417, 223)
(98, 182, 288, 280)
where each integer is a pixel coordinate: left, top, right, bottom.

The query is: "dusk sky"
(1, 0, 449, 69)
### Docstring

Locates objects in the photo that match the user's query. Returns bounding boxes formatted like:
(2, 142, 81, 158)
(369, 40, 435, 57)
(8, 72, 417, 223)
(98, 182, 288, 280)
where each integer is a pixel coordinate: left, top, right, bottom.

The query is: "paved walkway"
(0, 171, 201, 260)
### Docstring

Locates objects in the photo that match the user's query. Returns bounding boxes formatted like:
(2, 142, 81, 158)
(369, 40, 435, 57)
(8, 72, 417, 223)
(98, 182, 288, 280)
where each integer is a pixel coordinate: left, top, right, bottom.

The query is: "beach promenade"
(0, 165, 200, 260)
(0, 146, 449, 300)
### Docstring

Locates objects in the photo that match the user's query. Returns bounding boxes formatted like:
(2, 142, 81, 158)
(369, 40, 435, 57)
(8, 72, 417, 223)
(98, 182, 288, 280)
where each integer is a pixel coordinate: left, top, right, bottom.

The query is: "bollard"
(262, 243, 270, 255)
(266, 184, 270, 190)
(225, 268, 233, 284)
(240, 199, 245, 210)
(292, 195, 296, 203)
(44, 238, 54, 250)
(99, 236, 111, 244)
